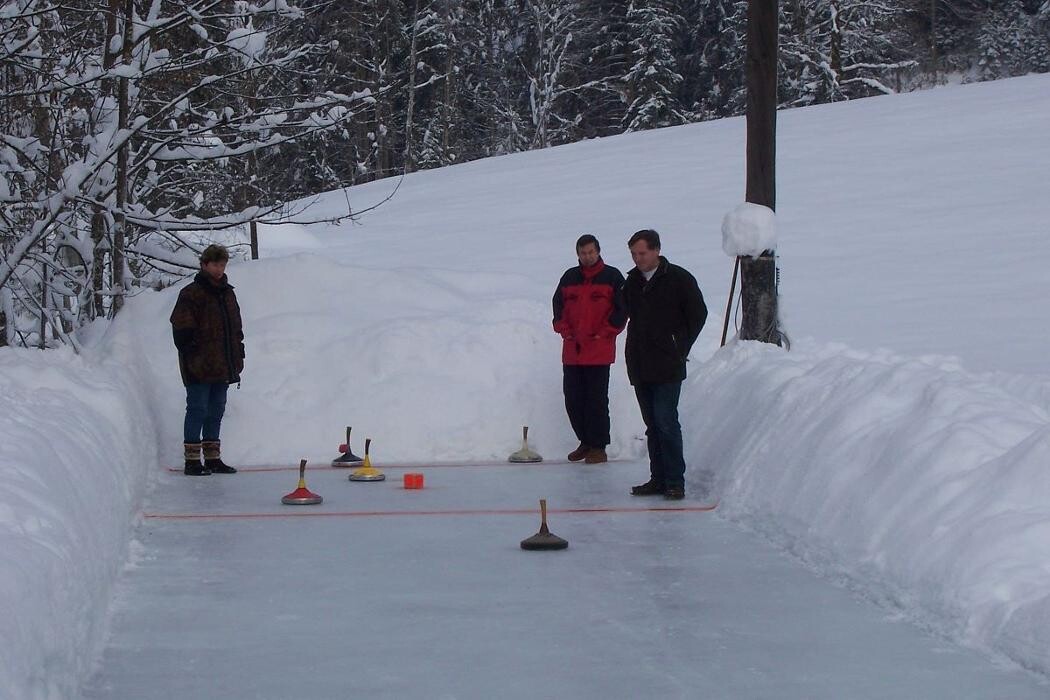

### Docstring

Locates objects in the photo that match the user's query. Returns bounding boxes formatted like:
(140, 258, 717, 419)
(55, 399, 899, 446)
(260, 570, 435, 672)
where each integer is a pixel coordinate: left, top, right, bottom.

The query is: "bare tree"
(523, 0, 582, 148)
(0, 0, 369, 348)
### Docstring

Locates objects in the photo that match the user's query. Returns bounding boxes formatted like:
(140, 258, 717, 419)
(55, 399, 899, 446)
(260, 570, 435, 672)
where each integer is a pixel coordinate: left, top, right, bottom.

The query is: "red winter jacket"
(552, 258, 627, 365)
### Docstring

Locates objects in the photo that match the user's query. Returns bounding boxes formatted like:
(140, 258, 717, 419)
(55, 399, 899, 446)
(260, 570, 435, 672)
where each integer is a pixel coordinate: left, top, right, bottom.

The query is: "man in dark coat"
(170, 244, 245, 475)
(623, 230, 707, 499)
(553, 234, 627, 463)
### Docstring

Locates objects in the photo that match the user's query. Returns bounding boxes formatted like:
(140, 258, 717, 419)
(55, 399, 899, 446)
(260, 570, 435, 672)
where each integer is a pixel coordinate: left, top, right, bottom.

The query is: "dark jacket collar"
(194, 270, 233, 291)
(629, 256, 669, 281)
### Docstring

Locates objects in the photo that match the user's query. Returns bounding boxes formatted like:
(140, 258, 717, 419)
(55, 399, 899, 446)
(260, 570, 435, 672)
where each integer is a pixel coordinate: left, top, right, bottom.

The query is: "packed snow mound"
(687, 341, 1050, 669)
(122, 252, 643, 466)
(0, 346, 158, 700)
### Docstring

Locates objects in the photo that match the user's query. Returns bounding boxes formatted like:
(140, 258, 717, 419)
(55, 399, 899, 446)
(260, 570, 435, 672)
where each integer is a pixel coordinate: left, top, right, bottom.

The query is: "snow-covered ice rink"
(81, 459, 1045, 699)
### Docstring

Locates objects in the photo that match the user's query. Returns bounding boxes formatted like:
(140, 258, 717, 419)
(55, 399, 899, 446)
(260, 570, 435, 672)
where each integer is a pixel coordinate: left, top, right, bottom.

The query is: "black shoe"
(205, 459, 237, 474)
(664, 486, 685, 500)
(567, 443, 590, 462)
(184, 460, 211, 476)
(631, 479, 665, 496)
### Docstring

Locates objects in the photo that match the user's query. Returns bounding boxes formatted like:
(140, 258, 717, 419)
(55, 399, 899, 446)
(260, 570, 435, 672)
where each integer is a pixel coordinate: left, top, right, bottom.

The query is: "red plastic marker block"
(403, 473, 424, 489)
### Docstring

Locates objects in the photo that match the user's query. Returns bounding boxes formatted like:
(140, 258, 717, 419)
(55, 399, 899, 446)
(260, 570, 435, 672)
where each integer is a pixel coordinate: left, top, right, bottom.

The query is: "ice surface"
(81, 461, 1045, 699)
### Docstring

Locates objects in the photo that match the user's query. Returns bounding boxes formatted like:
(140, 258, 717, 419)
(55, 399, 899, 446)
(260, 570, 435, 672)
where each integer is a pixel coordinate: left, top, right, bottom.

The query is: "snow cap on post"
(722, 202, 776, 257)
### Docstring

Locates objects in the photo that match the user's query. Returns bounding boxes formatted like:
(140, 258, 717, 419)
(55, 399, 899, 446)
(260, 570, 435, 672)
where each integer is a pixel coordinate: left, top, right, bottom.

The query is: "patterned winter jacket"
(552, 258, 627, 365)
(170, 271, 245, 386)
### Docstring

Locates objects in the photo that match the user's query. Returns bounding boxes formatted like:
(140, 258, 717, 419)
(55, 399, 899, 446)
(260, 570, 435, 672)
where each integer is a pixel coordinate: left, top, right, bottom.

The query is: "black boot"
(631, 478, 664, 496)
(664, 485, 685, 500)
(184, 442, 211, 476)
(203, 440, 237, 474)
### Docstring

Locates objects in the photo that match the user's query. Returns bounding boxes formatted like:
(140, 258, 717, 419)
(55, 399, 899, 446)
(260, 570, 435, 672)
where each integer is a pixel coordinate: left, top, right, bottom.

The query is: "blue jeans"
(183, 383, 229, 443)
(633, 381, 685, 488)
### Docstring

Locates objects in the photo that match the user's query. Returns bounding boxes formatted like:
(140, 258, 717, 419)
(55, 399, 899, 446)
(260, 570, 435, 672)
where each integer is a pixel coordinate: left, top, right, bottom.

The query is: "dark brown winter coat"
(170, 271, 245, 386)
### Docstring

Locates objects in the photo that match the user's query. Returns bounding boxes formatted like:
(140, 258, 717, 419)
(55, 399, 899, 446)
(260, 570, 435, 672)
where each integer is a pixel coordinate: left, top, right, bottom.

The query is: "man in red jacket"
(552, 235, 627, 464)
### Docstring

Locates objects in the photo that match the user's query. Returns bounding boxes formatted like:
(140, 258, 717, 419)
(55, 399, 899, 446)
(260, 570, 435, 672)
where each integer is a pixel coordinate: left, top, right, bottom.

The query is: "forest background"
(2, 0, 1049, 347)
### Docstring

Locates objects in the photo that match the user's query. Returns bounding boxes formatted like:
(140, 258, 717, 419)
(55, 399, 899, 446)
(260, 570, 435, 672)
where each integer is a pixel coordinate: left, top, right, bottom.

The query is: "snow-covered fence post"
(740, 0, 781, 346)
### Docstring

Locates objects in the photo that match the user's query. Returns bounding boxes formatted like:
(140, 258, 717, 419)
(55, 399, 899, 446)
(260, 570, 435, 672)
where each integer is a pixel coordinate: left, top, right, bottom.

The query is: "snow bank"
(685, 340, 1050, 673)
(0, 340, 158, 699)
(123, 253, 644, 468)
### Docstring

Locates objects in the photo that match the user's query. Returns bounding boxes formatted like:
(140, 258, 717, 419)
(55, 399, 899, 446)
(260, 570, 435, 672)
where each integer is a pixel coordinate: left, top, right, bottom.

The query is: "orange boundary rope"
(144, 504, 718, 520)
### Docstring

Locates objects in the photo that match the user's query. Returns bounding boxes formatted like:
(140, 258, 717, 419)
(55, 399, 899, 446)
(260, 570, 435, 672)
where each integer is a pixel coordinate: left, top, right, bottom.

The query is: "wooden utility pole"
(740, 0, 781, 345)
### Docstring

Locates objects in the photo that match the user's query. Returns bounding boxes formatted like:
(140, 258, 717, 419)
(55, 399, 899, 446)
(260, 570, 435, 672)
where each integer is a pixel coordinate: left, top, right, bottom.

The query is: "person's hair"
(576, 234, 600, 252)
(628, 229, 661, 250)
(200, 244, 230, 265)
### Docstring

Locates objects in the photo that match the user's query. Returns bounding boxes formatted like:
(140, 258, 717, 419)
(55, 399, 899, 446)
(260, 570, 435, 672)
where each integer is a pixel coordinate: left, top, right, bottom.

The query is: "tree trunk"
(32, 86, 57, 343)
(442, 40, 454, 159)
(829, 0, 842, 82)
(111, 0, 134, 317)
(929, 0, 939, 81)
(374, 73, 388, 178)
(404, 0, 421, 173)
(92, 0, 122, 319)
(532, 4, 549, 149)
(91, 210, 106, 317)
(39, 258, 48, 348)
(741, 0, 781, 345)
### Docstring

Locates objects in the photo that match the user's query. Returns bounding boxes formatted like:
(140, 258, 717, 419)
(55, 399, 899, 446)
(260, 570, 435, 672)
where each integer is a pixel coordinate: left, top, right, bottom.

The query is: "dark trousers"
(563, 365, 611, 448)
(183, 382, 229, 443)
(633, 381, 685, 488)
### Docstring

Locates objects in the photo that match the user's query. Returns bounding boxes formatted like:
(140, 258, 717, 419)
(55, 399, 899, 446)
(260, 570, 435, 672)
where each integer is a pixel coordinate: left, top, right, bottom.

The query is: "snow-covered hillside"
(2, 73, 1049, 698)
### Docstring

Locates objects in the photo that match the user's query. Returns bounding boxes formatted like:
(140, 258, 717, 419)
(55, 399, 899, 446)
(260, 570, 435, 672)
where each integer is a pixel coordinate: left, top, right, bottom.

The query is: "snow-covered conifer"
(621, 0, 689, 132)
